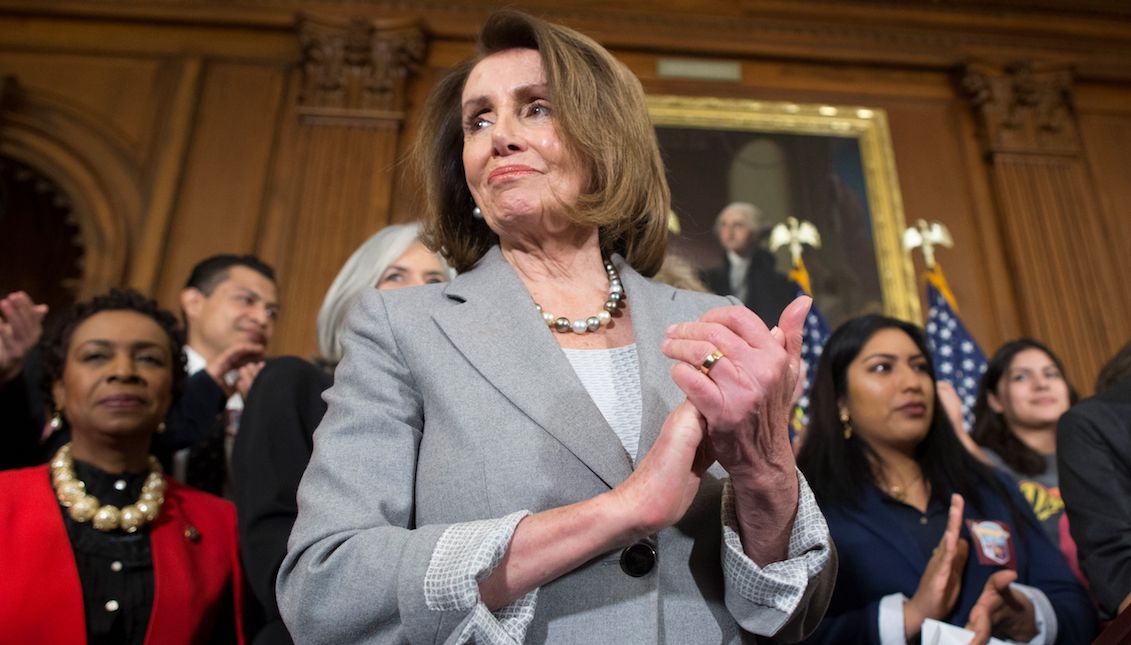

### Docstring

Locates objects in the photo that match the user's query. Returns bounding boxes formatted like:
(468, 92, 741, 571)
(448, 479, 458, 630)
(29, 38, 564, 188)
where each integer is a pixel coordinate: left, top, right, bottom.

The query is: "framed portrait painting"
(648, 95, 920, 327)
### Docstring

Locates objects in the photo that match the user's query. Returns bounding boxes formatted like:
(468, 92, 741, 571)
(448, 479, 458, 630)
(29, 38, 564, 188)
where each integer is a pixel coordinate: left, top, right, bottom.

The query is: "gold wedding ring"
(699, 349, 725, 375)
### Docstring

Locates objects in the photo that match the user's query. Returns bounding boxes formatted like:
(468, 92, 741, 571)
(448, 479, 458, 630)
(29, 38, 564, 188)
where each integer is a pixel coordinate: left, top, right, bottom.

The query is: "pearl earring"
(472, 204, 482, 219)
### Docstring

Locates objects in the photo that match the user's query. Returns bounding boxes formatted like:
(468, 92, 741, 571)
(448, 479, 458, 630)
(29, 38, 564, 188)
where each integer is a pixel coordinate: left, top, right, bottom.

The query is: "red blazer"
(0, 465, 245, 644)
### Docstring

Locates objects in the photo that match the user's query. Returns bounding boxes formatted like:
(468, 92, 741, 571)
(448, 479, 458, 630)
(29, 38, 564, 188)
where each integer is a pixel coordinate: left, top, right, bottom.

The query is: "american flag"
(789, 260, 831, 436)
(924, 266, 987, 430)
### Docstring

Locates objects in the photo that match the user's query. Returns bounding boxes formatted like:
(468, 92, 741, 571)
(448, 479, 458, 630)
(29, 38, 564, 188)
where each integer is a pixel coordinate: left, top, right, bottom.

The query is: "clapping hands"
(0, 292, 48, 384)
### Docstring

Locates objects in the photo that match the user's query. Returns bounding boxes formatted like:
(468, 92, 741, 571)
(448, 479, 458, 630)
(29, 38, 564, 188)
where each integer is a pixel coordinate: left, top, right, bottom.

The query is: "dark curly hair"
(971, 338, 1077, 478)
(40, 288, 187, 416)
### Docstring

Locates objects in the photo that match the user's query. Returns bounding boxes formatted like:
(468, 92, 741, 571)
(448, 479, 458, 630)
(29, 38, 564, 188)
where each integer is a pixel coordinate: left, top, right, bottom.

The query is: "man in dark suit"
(174, 254, 279, 496)
(702, 202, 796, 324)
(1058, 344, 1131, 620)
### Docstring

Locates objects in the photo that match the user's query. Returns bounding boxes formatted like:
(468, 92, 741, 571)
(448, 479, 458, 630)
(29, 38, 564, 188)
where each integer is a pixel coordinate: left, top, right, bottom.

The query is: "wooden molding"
(295, 13, 425, 125)
(7, 1, 1131, 81)
(961, 61, 1079, 156)
(128, 56, 203, 295)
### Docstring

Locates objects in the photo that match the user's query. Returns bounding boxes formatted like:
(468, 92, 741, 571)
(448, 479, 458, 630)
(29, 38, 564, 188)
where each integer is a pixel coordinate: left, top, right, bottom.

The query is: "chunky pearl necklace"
(50, 443, 166, 533)
(535, 259, 624, 334)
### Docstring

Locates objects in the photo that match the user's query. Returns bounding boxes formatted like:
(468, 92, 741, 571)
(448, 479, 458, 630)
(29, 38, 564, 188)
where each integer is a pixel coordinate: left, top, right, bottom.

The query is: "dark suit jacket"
(232, 356, 332, 645)
(1058, 376, 1131, 618)
(0, 465, 245, 644)
(804, 481, 1096, 644)
(703, 249, 796, 325)
(0, 353, 43, 469)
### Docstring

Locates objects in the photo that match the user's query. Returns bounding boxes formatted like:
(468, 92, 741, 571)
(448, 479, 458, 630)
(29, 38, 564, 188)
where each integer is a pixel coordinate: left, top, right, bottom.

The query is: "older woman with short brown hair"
(278, 11, 835, 644)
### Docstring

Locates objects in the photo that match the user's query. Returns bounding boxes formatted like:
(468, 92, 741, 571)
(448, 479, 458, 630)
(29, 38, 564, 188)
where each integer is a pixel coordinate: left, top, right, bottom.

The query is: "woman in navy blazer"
(797, 315, 1096, 644)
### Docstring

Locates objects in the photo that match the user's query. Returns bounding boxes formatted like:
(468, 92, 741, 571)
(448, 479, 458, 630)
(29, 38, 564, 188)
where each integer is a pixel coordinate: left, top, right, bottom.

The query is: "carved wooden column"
(961, 61, 1130, 389)
(262, 15, 425, 357)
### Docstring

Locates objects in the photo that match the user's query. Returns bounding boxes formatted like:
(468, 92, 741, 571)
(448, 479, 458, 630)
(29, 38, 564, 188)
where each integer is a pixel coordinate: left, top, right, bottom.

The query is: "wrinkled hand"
(965, 569, 1036, 644)
(661, 297, 809, 477)
(205, 342, 265, 396)
(609, 400, 710, 539)
(661, 296, 810, 564)
(905, 494, 969, 640)
(236, 361, 265, 400)
(0, 292, 48, 384)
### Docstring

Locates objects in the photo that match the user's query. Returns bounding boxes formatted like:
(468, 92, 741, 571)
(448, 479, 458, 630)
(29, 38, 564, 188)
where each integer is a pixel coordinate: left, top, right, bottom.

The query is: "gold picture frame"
(648, 95, 920, 325)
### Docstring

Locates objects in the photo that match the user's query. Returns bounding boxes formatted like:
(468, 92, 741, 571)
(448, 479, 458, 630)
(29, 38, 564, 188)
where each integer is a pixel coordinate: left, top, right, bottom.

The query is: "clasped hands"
(906, 494, 1037, 644)
(609, 296, 810, 566)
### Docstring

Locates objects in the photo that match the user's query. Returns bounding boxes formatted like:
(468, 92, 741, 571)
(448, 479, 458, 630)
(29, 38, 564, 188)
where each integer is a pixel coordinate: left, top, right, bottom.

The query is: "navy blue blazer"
(804, 480, 1096, 644)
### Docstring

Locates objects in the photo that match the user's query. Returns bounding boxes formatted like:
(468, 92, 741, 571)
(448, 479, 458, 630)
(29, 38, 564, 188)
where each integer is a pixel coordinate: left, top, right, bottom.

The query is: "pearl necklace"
(50, 443, 166, 533)
(535, 260, 624, 334)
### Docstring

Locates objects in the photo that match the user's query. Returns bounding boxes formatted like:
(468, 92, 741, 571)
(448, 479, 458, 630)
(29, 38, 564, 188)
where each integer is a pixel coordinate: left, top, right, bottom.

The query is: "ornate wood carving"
(259, 15, 427, 355)
(961, 61, 1078, 156)
(296, 14, 425, 126)
(960, 60, 1131, 387)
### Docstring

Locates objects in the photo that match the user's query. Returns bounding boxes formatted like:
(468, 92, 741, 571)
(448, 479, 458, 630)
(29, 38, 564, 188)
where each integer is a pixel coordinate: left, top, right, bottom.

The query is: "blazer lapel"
(616, 257, 685, 461)
(433, 247, 633, 489)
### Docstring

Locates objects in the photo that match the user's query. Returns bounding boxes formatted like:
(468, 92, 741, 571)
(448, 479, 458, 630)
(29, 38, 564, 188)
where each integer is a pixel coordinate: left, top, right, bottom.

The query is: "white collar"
(726, 250, 751, 267)
(183, 344, 243, 409)
(184, 345, 207, 375)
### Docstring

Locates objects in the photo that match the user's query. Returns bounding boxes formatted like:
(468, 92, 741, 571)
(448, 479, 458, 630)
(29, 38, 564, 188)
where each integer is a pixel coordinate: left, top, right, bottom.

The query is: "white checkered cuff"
(424, 511, 539, 644)
(721, 469, 832, 634)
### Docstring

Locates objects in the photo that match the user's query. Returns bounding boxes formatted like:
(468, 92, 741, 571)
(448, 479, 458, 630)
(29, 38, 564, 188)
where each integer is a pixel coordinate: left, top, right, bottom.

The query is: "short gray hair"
(713, 202, 763, 234)
(315, 223, 451, 364)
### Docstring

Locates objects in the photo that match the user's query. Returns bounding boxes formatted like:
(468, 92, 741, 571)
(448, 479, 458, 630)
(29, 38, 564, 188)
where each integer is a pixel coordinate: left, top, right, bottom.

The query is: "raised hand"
(905, 494, 969, 640)
(0, 292, 48, 383)
(204, 342, 266, 396)
(236, 361, 265, 400)
(937, 380, 991, 463)
(965, 569, 1036, 644)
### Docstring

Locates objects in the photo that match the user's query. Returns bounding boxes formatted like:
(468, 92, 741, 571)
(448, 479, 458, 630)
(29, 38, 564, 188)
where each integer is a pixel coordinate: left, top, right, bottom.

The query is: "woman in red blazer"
(0, 289, 243, 644)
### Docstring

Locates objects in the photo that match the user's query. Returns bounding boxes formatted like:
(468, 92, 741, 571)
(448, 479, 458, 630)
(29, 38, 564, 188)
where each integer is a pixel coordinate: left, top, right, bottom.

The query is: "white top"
(726, 250, 750, 302)
(561, 343, 643, 463)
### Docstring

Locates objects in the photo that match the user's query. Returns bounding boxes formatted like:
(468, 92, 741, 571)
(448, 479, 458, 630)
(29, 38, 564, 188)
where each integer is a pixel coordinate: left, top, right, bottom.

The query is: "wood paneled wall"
(1, 0, 1129, 392)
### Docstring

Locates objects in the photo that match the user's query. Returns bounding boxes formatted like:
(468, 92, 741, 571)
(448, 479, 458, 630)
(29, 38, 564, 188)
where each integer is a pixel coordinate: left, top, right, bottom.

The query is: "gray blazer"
(278, 247, 835, 644)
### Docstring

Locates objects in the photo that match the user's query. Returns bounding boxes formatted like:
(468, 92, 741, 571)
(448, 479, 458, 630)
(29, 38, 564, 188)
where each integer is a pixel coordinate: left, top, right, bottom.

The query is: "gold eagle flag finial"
(901, 218, 953, 271)
(770, 217, 822, 296)
(902, 219, 960, 311)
